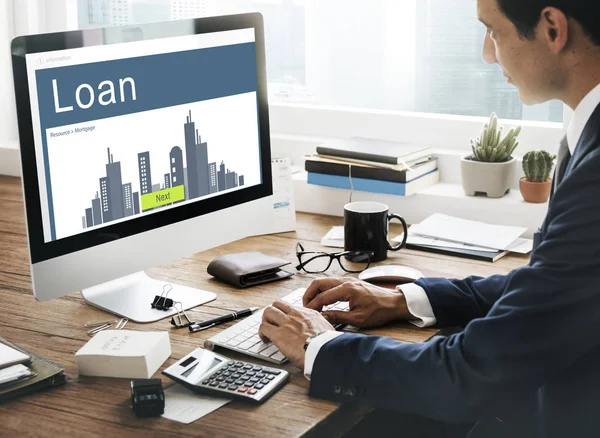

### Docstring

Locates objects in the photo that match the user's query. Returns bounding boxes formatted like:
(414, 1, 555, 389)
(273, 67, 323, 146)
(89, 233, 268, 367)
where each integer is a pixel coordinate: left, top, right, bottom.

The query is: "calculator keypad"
(202, 361, 282, 396)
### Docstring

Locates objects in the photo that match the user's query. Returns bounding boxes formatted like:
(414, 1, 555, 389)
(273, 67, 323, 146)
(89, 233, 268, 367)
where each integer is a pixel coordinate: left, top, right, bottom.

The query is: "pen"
(189, 307, 261, 333)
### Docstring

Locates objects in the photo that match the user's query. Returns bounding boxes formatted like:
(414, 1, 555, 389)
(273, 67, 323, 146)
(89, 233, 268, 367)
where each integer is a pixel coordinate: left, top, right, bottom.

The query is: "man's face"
(478, 0, 558, 105)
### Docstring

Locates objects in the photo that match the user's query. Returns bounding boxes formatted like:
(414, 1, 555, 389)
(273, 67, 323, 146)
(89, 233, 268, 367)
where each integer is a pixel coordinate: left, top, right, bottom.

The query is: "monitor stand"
(81, 271, 216, 323)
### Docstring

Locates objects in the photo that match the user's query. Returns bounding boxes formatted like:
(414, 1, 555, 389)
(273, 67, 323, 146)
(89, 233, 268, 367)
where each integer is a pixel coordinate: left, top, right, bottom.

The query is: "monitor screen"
(24, 28, 263, 244)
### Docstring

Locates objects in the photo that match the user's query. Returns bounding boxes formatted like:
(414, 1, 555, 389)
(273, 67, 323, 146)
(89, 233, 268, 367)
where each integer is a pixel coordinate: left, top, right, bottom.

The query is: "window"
(76, 0, 563, 123)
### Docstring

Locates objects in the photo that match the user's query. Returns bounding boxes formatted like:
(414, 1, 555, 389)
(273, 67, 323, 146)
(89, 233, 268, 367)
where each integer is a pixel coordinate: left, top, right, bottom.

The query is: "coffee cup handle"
(388, 214, 408, 251)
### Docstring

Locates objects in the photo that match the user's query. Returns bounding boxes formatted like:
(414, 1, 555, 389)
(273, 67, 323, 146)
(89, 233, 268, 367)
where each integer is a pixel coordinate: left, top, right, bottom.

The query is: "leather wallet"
(207, 252, 294, 288)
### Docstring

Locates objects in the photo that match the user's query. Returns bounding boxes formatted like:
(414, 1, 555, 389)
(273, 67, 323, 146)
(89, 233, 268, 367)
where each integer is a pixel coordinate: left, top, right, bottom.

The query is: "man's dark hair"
(497, 0, 600, 45)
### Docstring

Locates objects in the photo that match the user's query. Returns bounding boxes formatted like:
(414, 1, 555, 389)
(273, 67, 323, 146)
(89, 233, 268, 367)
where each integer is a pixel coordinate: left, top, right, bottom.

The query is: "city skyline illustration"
(81, 110, 245, 230)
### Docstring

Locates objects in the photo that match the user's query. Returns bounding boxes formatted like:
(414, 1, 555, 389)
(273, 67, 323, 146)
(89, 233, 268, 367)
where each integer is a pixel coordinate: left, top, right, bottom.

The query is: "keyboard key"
(226, 378, 235, 383)
(227, 361, 236, 366)
(271, 352, 286, 362)
(240, 376, 249, 381)
(259, 345, 280, 357)
(243, 365, 252, 370)
(228, 385, 238, 391)
(255, 383, 264, 390)
(256, 373, 266, 378)
(223, 372, 232, 377)
(233, 335, 249, 343)
(232, 373, 241, 379)
(252, 366, 262, 371)
(217, 376, 225, 381)
(226, 339, 242, 347)
(209, 381, 219, 387)
(249, 342, 272, 354)
(202, 379, 210, 385)
(249, 335, 261, 344)
(246, 371, 256, 376)
(260, 379, 270, 385)
(248, 389, 258, 395)
(250, 378, 259, 383)
(219, 383, 229, 389)
(235, 380, 245, 385)
(266, 375, 275, 380)
(263, 368, 282, 375)
(235, 362, 244, 367)
(238, 340, 258, 351)
(237, 387, 249, 393)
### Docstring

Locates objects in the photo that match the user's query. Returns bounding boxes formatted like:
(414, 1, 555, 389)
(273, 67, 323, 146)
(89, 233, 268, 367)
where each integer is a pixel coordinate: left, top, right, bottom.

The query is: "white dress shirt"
(304, 82, 600, 380)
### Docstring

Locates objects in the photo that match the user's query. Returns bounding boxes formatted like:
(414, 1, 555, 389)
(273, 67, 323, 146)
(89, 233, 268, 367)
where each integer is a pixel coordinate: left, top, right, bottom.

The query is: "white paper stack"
(393, 214, 533, 255)
(75, 330, 171, 379)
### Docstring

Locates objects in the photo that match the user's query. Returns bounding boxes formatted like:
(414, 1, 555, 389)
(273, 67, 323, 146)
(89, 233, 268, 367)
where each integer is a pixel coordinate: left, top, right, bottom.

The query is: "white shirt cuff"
(303, 331, 344, 380)
(397, 283, 437, 328)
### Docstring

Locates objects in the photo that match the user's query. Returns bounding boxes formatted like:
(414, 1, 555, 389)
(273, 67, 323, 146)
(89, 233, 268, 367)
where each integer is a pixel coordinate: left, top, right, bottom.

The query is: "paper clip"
(86, 321, 113, 336)
(85, 320, 115, 328)
(151, 284, 174, 311)
(115, 318, 129, 330)
(170, 302, 195, 329)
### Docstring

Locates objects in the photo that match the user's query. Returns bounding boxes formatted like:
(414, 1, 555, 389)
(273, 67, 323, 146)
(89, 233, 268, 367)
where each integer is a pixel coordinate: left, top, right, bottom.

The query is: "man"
(259, 0, 600, 436)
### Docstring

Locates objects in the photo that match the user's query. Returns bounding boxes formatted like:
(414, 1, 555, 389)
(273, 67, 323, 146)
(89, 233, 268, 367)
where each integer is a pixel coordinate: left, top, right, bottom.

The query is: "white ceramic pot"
(460, 156, 516, 198)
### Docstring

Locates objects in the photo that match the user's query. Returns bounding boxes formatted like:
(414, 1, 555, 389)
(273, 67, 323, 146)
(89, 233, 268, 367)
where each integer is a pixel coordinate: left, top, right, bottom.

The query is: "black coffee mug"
(344, 202, 408, 262)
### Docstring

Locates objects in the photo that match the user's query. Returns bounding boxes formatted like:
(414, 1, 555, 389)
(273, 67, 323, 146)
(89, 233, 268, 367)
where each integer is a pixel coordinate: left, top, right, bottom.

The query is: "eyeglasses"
(295, 242, 373, 274)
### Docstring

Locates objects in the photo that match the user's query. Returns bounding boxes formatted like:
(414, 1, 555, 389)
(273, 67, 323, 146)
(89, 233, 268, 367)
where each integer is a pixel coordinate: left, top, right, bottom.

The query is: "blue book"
(307, 170, 440, 196)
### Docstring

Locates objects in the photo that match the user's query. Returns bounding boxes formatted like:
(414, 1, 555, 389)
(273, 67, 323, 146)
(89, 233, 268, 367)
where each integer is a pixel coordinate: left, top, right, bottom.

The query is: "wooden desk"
(0, 175, 530, 437)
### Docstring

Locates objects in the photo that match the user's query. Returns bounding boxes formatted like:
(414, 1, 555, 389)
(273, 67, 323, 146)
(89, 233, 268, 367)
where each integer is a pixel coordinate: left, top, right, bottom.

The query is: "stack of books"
(305, 137, 439, 196)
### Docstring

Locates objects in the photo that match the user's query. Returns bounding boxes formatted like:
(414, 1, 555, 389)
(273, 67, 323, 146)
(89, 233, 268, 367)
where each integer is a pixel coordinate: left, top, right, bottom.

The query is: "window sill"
(292, 172, 547, 238)
(0, 141, 20, 177)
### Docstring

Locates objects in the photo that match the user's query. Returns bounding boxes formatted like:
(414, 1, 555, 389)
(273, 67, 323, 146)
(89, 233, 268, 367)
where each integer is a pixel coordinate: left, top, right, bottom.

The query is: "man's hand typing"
(303, 278, 413, 328)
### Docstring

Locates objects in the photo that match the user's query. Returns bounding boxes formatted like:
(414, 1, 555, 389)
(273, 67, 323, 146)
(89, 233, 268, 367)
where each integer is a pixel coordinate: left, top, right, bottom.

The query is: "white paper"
(394, 233, 498, 252)
(408, 214, 527, 251)
(321, 226, 345, 248)
(0, 364, 32, 384)
(270, 157, 296, 233)
(504, 237, 534, 254)
(162, 384, 231, 424)
(0, 342, 30, 369)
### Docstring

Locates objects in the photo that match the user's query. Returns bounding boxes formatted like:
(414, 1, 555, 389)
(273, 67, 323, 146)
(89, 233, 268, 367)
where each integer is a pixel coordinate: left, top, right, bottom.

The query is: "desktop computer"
(11, 13, 274, 322)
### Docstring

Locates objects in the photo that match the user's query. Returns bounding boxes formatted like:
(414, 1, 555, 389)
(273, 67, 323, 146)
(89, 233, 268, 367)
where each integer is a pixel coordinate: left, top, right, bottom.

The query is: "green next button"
(141, 185, 185, 211)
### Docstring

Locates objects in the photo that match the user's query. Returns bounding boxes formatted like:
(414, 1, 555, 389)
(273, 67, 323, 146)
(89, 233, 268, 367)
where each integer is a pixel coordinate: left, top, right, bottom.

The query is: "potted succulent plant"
(461, 113, 522, 198)
(520, 150, 556, 203)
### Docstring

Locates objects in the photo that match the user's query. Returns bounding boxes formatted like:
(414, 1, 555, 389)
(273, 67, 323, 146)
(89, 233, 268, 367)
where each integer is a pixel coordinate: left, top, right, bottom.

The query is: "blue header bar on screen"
(35, 42, 258, 131)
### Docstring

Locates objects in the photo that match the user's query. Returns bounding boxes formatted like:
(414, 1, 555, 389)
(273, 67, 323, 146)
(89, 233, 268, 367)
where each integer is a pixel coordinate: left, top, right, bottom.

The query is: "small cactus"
(522, 150, 556, 183)
(470, 113, 522, 162)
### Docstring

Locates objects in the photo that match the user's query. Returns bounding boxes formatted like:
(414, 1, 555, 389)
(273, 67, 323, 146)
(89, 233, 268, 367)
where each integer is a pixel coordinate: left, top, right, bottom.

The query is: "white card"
(162, 384, 231, 424)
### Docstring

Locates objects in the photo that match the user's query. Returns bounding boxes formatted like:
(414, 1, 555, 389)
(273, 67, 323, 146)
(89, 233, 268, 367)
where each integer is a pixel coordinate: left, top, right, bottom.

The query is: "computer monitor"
(11, 13, 273, 322)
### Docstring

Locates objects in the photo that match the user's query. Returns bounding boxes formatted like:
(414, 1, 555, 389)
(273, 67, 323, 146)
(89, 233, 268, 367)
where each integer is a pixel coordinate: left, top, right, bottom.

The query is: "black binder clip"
(151, 284, 174, 311)
(169, 302, 195, 329)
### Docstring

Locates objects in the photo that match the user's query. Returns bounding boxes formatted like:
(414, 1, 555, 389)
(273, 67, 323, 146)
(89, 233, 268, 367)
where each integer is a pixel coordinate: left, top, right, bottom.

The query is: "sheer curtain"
(0, 0, 17, 146)
(0, 0, 77, 149)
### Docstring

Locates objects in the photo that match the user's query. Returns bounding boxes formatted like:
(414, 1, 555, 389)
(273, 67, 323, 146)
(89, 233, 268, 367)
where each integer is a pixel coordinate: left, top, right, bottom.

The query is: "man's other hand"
(258, 300, 335, 370)
(303, 278, 412, 328)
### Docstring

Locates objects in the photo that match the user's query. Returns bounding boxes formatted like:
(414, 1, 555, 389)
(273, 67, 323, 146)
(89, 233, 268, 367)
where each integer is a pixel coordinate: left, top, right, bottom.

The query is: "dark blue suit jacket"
(310, 104, 600, 437)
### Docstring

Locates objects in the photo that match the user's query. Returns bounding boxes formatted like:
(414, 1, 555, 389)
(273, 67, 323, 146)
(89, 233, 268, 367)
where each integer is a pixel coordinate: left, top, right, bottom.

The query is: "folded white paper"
(75, 330, 171, 379)
(321, 226, 345, 248)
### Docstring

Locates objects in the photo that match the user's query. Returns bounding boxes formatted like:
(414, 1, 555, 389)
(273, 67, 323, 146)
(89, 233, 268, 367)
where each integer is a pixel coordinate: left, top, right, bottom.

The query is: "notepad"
(0, 342, 30, 369)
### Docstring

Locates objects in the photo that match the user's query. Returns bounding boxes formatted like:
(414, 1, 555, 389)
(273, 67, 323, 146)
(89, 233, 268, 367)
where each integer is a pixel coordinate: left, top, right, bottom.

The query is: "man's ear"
(540, 7, 569, 53)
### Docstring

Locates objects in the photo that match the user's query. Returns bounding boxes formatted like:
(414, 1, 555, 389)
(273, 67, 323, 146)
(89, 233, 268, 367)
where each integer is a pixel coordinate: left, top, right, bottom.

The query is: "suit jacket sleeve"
(309, 149, 600, 422)
(414, 274, 512, 328)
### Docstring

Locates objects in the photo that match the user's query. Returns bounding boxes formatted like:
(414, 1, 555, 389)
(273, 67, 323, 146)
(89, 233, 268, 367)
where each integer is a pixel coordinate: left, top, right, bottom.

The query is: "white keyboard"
(204, 288, 349, 364)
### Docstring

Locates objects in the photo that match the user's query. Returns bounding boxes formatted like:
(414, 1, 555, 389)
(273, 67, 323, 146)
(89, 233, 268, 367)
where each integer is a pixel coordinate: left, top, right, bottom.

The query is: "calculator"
(162, 348, 289, 404)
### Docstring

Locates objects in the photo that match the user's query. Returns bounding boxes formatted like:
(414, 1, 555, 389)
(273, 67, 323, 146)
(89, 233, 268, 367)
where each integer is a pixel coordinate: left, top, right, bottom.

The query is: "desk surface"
(0, 175, 530, 437)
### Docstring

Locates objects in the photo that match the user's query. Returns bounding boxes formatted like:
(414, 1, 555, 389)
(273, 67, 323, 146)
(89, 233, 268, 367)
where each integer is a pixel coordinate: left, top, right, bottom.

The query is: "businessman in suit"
(259, 0, 600, 436)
